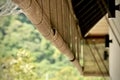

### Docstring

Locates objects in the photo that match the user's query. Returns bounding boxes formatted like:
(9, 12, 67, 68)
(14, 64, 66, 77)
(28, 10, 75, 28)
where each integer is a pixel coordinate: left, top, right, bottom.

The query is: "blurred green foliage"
(0, 14, 108, 80)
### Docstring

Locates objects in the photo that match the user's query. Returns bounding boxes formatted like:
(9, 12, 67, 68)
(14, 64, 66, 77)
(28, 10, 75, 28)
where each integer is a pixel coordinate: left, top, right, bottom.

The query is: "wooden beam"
(83, 72, 109, 76)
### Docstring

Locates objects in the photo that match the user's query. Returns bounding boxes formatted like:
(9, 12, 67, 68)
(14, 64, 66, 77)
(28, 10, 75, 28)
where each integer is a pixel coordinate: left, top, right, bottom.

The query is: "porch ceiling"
(86, 16, 109, 37)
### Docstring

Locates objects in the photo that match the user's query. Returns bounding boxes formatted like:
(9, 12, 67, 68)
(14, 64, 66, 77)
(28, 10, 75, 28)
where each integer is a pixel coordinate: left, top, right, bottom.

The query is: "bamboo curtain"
(12, 0, 82, 74)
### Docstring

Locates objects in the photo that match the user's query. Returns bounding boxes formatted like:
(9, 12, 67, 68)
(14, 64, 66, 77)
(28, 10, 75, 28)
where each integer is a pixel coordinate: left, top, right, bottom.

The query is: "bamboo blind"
(12, 0, 82, 74)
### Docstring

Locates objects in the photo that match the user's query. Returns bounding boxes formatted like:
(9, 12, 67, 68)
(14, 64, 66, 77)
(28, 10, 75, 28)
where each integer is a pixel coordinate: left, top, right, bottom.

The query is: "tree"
(0, 49, 39, 80)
